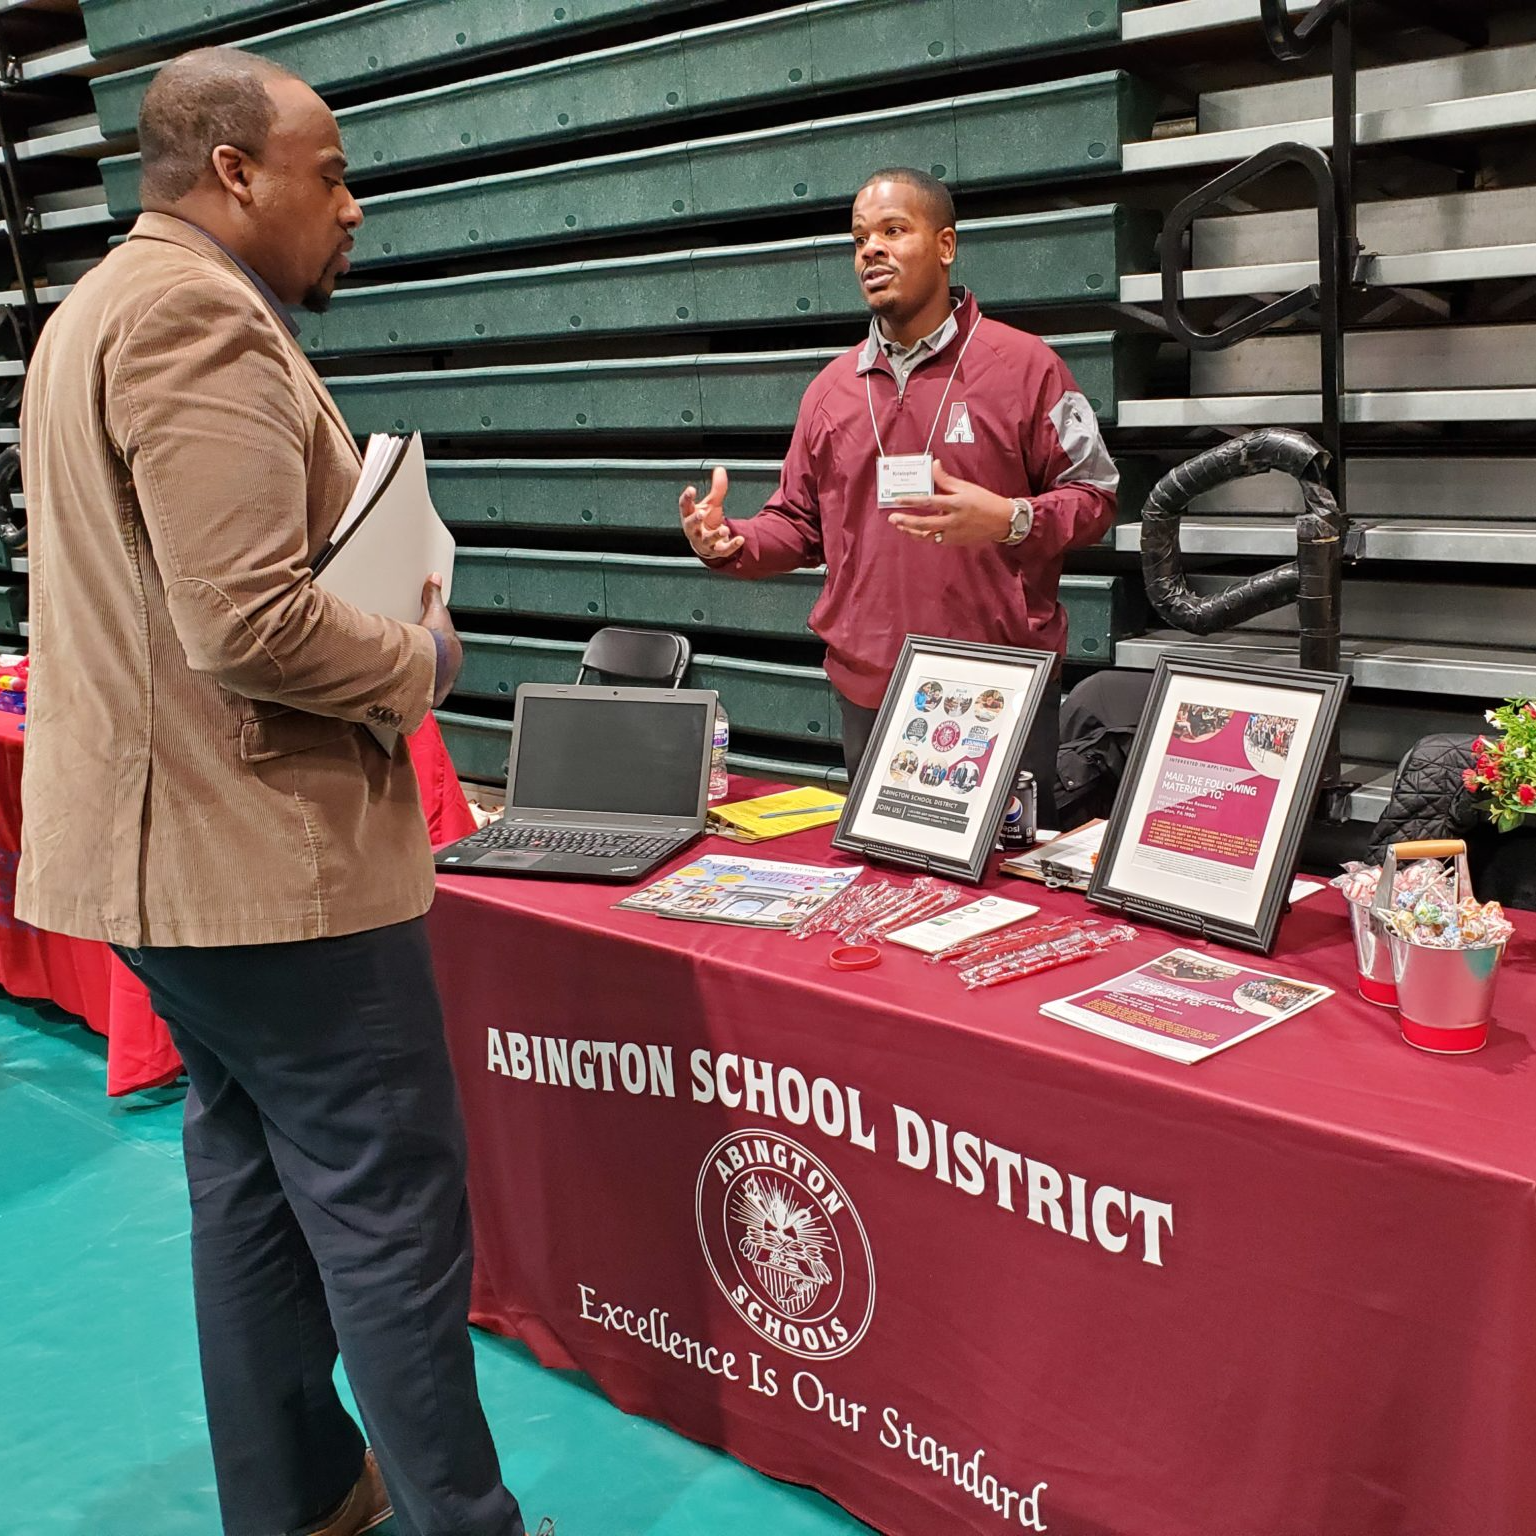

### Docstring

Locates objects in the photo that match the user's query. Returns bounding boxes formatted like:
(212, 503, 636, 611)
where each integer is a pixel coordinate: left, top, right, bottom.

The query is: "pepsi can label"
(1000, 770, 1037, 850)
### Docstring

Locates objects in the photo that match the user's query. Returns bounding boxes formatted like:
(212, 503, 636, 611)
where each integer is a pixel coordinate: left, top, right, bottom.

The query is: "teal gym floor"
(0, 995, 877, 1535)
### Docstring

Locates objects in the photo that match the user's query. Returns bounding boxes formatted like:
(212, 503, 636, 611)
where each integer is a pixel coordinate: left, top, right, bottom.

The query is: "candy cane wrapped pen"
(926, 914, 1080, 967)
(958, 924, 1135, 990)
(788, 876, 882, 940)
(863, 879, 966, 943)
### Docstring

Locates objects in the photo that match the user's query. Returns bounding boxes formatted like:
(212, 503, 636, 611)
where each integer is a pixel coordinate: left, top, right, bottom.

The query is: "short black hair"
(856, 167, 956, 230)
(139, 47, 299, 204)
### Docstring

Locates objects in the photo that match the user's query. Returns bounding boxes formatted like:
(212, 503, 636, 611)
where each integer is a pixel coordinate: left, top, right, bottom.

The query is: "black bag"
(1368, 733, 1536, 912)
(1054, 672, 1152, 827)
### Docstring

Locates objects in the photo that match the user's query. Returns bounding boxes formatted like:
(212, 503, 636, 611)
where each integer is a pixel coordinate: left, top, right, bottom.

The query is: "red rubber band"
(829, 945, 882, 972)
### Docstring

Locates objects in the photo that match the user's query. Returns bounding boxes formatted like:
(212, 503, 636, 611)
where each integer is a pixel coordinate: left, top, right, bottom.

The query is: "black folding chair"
(575, 625, 690, 689)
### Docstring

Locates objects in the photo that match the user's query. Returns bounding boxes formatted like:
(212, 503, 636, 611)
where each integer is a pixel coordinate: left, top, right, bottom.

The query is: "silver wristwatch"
(1002, 497, 1034, 546)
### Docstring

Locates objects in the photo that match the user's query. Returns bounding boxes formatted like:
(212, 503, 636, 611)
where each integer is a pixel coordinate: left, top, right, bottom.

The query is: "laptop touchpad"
(478, 850, 549, 867)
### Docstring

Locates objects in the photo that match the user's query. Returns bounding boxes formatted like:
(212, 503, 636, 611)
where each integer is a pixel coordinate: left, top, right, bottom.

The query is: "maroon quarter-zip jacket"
(706, 291, 1119, 708)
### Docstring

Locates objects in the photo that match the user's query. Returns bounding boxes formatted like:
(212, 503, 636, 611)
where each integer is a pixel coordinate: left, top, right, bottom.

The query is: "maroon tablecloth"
(430, 781, 1536, 1536)
(1, 711, 477, 1094)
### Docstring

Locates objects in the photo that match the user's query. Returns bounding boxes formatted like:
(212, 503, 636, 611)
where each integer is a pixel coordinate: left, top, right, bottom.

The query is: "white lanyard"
(865, 318, 980, 459)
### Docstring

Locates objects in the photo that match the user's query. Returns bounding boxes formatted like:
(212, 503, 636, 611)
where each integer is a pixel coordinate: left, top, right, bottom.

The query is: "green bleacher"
(98, 73, 1157, 236)
(300, 210, 1158, 355)
(79, 0, 1160, 785)
(436, 562, 1134, 786)
(426, 460, 787, 535)
(425, 457, 1151, 545)
(82, 0, 708, 79)
(80, 0, 307, 55)
(328, 334, 1140, 438)
(450, 551, 1134, 664)
(93, 1, 1138, 168)
(458, 634, 835, 741)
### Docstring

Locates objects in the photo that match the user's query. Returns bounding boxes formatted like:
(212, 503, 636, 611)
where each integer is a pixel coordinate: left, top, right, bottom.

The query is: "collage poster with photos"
(871, 676, 1015, 841)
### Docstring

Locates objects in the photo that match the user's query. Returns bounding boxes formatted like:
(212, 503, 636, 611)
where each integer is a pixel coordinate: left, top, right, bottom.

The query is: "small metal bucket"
(1389, 936, 1506, 1054)
(1348, 899, 1396, 1007)
(1373, 839, 1503, 1055)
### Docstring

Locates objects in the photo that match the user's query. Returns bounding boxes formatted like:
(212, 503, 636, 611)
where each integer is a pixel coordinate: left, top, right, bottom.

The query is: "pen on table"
(758, 803, 845, 819)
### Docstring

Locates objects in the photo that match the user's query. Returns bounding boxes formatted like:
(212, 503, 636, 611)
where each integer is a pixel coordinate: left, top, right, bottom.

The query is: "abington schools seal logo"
(696, 1129, 875, 1361)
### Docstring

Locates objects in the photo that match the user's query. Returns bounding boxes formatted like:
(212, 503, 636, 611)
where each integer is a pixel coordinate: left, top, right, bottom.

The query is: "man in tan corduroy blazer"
(19, 47, 531, 1536)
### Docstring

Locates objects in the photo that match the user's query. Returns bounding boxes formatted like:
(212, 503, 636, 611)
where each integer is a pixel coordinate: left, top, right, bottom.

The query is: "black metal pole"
(0, 42, 43, 358)
(1318, 0, 1355, 569)
(1313, 2, 1356, 810)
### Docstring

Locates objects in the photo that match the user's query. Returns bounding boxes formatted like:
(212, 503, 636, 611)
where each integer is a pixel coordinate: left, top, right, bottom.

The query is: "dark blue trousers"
(119, 919, 524, 1536)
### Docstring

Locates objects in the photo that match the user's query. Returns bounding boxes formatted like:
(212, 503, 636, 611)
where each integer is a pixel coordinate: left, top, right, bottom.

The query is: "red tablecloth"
(429, 781, 1536, 1536)
(0, 711, 477, 1095)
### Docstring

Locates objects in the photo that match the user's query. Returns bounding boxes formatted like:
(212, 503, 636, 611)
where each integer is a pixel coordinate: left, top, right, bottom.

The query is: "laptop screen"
(510, 693, 712, 819)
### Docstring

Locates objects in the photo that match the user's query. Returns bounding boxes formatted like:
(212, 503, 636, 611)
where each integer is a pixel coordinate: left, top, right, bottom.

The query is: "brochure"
(887, 894, 1040, 954)
(615, 855, 860, 928)
(1041, 948, 1333, 1064)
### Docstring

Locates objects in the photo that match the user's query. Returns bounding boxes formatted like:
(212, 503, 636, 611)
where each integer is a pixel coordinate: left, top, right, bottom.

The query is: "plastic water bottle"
(708, 702, 730, 803)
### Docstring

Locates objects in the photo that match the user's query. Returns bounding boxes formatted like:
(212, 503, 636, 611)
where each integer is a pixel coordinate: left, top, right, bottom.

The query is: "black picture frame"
(831, 635, 1056, 884)
(1086, 653, 1349, 954)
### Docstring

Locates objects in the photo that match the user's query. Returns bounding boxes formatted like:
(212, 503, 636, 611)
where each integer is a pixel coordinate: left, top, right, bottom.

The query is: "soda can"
(999, 770, 1038, 851)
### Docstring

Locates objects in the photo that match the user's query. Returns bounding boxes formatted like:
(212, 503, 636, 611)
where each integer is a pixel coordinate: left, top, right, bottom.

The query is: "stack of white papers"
(315, 433, 456, 624)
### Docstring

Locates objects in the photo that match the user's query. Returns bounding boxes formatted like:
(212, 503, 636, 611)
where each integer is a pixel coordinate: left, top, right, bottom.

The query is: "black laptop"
(434, 683, 717, 882)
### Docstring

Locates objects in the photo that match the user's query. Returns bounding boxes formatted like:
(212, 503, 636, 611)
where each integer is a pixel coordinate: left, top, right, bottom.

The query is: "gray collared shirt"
(857, 290, 964, 394)
(170, 216, 301, 338)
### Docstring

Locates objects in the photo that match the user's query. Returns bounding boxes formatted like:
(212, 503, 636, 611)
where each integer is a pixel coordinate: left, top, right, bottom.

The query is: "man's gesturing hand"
(679, 465, 744, 560)
(888, 458, 1014, 547)
(421, 573, 463, 708)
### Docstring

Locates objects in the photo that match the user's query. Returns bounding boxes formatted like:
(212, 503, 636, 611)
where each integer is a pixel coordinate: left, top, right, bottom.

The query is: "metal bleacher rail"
(16, 0, 1535, 809)
(1113, 1, 1536, 818)
(1, 0, 127, 635)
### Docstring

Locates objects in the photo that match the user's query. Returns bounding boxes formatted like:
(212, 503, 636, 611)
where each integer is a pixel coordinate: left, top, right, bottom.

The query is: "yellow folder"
(708, 785, 847, 842)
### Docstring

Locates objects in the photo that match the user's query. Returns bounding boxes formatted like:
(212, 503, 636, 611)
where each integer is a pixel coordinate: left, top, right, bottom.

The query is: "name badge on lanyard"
(867, 316, 980, 511)
(876, 452, 934, 507)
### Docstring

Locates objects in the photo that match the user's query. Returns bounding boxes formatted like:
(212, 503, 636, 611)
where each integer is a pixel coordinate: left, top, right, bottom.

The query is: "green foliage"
(1464, 699, 1536, 832)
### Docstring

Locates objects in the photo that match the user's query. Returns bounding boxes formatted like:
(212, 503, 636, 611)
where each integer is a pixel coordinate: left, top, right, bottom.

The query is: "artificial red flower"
(1520, 784, 1536, 807)
(1462, 768, 1481, 792)
(1473, 736, 1489, 753)
(1477, 755, 1496, 776)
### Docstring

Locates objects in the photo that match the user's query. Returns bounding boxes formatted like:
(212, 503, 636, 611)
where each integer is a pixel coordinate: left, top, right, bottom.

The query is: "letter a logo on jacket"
(943, 402, 975, 444)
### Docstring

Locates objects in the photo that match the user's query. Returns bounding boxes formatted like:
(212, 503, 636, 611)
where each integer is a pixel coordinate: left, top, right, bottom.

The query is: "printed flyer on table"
(1042, 949, 1333, 1063)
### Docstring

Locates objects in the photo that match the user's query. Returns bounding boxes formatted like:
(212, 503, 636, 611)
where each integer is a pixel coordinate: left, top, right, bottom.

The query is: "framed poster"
(1087, 653, 1348, 953)
(832, 636, 1055, 884)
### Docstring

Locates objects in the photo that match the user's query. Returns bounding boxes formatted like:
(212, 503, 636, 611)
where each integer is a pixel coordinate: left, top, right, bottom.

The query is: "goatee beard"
(301, 285, 332, 315)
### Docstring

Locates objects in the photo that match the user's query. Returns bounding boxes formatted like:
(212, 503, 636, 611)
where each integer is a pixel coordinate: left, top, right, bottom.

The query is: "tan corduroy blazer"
(17, 214, 439, 947)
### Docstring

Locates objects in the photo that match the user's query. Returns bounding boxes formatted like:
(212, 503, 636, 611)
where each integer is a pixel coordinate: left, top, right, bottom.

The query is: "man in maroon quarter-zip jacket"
(678, 167, 1119, 822)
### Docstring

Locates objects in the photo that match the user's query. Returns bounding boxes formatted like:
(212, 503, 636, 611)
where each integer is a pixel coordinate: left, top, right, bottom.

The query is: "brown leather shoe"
(301, 1449, 393, 1536)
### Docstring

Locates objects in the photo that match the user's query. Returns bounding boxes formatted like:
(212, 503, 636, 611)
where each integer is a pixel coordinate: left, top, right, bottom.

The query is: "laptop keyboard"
(468, 823, 681, 860)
